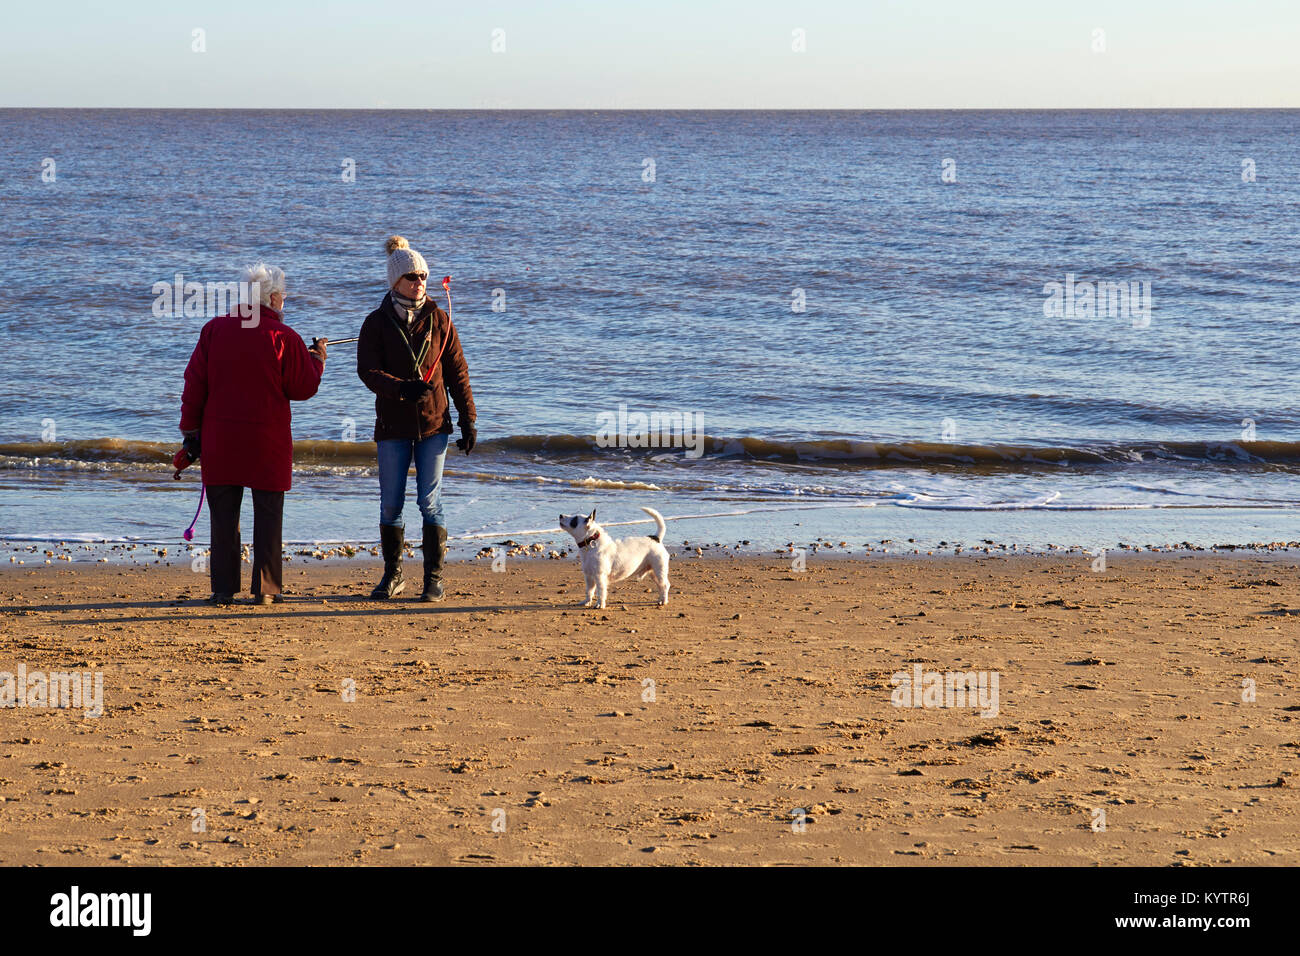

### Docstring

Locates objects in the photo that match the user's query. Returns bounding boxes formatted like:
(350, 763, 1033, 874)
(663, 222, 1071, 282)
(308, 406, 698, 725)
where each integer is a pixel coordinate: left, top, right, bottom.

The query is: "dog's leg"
(653, 553, 670, 605)
(596, 575, 608, 610)
(582, 573, 597, 607)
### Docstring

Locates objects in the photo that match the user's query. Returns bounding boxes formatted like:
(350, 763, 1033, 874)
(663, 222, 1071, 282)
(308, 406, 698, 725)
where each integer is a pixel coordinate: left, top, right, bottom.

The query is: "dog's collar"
(578, 530, 601, 549)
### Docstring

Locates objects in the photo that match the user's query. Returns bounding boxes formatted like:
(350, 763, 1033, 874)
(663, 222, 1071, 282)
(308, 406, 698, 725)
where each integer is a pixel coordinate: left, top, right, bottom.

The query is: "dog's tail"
(642, 507, 667, 543)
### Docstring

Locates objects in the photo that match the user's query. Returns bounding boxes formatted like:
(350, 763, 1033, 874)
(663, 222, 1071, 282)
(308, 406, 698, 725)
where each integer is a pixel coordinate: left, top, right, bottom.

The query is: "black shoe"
(208, 592, 234, 606)
(370, 525, 406, 599)
(419, 523, 447, 602)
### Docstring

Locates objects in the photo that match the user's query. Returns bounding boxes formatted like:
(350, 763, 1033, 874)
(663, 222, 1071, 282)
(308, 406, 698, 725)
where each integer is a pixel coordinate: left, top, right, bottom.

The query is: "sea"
(2, 109, 1299, 561)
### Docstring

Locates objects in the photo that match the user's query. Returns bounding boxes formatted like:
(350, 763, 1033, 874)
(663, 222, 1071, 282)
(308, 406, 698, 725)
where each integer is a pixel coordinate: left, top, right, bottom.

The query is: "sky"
(1, 0, 1297, 108)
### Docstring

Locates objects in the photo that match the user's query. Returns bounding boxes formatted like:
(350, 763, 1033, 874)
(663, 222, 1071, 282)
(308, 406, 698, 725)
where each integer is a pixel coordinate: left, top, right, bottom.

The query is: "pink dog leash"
(183, 484, 205, 541)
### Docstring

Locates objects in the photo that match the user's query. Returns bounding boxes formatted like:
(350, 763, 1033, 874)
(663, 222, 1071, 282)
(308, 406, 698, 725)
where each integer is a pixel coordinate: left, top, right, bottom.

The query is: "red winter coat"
(179, 309, 323, 492)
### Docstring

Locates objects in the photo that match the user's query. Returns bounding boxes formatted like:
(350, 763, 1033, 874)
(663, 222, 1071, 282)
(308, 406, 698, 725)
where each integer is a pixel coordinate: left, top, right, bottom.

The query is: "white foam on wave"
(452, 501, 883, 540)
(897, 491, 1063, 510)
(0, 532, 151, 543)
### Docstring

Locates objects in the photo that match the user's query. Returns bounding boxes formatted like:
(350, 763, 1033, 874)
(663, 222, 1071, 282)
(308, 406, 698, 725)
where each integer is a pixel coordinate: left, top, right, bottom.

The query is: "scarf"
(390, 290, 427, 326)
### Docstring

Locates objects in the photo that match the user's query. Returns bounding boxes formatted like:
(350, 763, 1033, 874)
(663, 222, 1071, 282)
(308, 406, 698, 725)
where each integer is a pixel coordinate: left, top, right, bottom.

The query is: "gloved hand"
(182, 430, 201, 461)
(309, 337, 328, 363)
(456, 420, 476, 455)
(398, 379, 431, 402)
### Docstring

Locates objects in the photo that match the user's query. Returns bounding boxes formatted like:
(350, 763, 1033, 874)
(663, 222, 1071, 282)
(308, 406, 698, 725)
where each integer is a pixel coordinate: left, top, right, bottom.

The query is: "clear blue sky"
(2, 0, 1296, 108)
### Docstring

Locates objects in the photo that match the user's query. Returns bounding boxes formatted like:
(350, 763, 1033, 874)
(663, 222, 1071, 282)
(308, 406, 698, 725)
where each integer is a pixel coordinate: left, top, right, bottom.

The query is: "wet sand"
(0, 554, 1296, 866)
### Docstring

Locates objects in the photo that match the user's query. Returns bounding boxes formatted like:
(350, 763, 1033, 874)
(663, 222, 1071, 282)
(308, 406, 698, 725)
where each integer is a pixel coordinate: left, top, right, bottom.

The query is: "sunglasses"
(402, 272, 428, 283)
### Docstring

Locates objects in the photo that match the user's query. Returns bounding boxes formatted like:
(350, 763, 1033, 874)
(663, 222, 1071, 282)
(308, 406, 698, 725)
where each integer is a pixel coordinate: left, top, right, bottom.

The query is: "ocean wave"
(5, 434, 1300, 475)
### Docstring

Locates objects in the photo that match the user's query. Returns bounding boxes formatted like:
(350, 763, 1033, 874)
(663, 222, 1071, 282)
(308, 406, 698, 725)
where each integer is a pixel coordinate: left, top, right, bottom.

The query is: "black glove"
(182, 430, 201, 461)
(456, 421, 476, 455)
(398, 379, 430, 402)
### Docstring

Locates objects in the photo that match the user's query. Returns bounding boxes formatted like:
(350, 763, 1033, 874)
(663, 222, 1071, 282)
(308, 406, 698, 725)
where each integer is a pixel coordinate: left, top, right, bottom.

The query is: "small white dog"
(558, 507, 671, 609)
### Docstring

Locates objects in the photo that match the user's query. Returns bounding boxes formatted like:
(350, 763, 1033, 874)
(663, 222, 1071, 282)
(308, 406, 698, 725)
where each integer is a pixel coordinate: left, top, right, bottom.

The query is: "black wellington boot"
(369, 524, 406, 599)
(420, 523, 447, 602)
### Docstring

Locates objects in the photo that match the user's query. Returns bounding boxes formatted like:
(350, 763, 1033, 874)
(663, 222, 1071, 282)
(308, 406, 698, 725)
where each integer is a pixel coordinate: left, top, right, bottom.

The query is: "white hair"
(239, 263, 286, 307)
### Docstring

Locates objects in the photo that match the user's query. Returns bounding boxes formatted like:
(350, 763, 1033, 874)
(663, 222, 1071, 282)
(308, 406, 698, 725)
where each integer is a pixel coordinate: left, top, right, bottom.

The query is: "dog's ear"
(588, 508, 596, 522)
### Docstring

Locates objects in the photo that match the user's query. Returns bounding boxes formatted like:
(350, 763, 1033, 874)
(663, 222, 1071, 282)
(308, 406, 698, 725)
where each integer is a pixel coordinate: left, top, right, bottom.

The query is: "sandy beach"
(0, 553, 1296, 866)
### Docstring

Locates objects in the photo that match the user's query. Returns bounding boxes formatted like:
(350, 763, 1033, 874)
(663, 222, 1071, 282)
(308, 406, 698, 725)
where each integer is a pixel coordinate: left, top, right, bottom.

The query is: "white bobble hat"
(385, 236, 429, 288)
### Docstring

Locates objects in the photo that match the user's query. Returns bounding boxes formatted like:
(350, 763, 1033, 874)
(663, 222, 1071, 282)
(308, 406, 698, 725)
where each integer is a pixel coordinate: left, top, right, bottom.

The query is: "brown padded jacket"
(356, 293, 476, 442)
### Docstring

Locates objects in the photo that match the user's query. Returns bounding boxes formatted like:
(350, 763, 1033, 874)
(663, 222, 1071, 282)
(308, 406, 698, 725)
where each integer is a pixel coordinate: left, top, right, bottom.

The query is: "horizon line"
(3, 105, 1299, 112)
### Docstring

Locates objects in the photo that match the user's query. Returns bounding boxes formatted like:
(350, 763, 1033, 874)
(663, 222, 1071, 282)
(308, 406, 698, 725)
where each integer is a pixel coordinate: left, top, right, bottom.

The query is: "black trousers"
(207, 485, 284, 596)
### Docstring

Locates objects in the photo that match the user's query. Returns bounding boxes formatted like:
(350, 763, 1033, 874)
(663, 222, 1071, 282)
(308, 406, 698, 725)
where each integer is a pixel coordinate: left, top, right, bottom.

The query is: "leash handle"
(183, 484, 206, 542)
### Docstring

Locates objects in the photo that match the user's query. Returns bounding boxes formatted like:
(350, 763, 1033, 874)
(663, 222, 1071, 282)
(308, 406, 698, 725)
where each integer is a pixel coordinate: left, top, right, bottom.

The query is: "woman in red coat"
(179, 264, 327, 605)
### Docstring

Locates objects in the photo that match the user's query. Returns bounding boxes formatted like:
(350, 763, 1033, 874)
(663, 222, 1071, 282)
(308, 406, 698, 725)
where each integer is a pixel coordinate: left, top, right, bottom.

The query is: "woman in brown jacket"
(356, 236, 476, 601)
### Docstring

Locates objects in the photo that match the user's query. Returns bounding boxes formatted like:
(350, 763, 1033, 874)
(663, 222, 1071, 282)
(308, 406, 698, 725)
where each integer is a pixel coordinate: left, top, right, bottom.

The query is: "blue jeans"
(377, 433, 449, 529)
